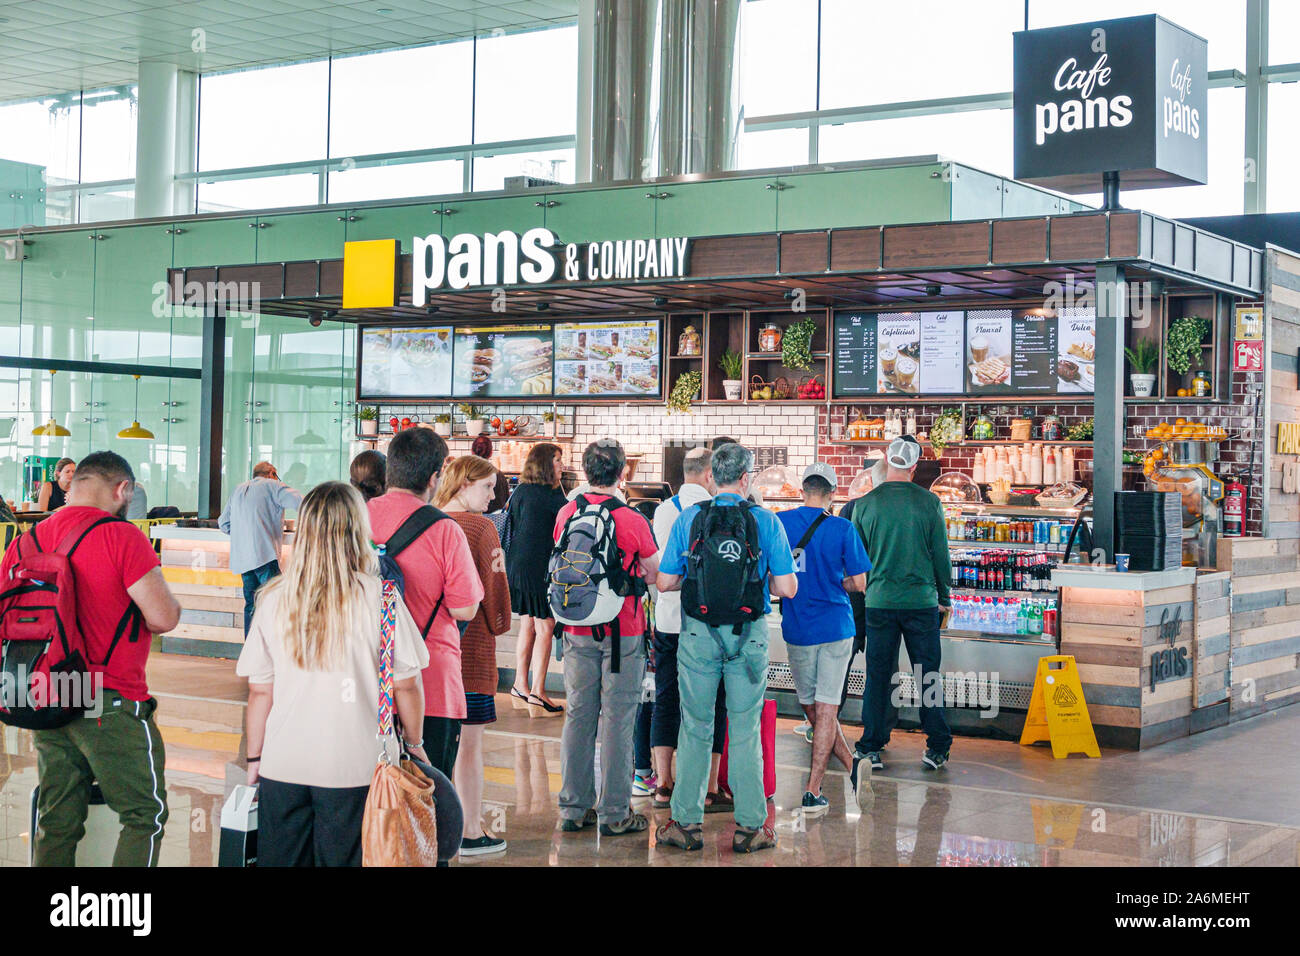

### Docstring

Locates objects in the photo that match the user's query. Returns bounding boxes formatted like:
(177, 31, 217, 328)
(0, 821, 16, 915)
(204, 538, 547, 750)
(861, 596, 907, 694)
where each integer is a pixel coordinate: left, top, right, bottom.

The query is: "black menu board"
(833, 308, 1095, 398)
(452, 324, 553, 398)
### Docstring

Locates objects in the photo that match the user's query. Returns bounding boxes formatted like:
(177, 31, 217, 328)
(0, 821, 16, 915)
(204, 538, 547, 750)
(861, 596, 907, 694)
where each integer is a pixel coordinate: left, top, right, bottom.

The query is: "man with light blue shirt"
(219, 461, 302, 634)
(655, 443, 797, 855)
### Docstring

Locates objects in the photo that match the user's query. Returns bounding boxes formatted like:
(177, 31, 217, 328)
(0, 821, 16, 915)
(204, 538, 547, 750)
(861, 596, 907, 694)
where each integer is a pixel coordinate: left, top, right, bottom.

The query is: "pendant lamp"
(31, 369, 71, 437)
(117, 375, 155, 440)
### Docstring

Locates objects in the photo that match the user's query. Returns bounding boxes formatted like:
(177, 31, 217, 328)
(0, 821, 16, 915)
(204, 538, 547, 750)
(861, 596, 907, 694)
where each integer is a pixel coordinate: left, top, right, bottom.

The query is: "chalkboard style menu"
(833, 308, 1095, 399)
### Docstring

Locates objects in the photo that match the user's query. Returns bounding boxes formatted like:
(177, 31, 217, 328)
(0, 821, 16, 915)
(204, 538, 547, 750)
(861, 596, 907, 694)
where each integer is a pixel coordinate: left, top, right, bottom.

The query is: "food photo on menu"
(359, 326, 453, 398)
(966, 311, 1013, 393)
(553, 320, 661, 396)
(875, 316, 922, 395)
(452, 325, 553, 398)
(1056, 309, 1097, 393)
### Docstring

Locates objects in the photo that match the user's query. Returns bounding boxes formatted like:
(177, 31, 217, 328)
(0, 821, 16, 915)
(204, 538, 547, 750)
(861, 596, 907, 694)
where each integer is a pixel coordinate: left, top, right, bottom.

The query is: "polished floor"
(2, 654, 1297, 866)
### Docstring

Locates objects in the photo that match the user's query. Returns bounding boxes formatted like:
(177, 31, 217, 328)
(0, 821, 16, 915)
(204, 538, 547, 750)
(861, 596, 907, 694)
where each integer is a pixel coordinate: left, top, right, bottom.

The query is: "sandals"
(704, 790, 734, 814)
(656, 819, 703, 851)
(599, 812, 649, 836)
(508, 686, 531, 711)
(527, 694, 564, 719)
(652, 785, 674, 810)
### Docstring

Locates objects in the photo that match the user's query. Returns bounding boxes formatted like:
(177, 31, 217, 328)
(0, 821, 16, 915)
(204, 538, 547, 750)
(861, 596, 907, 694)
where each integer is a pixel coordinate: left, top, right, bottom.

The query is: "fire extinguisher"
(1223, 474, 1245, 537)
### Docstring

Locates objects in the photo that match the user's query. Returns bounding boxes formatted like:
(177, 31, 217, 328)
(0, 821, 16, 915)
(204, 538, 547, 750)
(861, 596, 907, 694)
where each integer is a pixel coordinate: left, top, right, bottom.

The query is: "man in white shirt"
(641, 446, 729, 811)
(219, 461, 302, 635)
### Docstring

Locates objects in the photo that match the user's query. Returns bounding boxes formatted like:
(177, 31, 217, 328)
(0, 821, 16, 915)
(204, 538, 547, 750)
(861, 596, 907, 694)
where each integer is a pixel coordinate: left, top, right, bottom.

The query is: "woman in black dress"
(471, 435, 511, 513)
(505, 442, 567, 717)
(37, 458, 76, 512)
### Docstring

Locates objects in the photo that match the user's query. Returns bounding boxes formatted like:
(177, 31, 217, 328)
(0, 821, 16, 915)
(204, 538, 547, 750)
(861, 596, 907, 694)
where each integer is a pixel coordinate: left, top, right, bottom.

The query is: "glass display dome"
(929, 471, 983, 503)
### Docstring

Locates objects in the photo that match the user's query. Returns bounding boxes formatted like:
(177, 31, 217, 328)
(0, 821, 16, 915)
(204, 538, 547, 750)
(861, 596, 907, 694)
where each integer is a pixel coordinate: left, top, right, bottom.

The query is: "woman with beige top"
(434, 455, 512, 857)
(238, 481, 458, 866)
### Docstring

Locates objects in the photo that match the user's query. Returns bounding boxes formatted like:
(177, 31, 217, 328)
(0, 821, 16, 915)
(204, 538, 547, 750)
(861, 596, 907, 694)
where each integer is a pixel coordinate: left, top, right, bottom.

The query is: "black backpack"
(376, 505, 452, 639)
(682, 500, 766, 635)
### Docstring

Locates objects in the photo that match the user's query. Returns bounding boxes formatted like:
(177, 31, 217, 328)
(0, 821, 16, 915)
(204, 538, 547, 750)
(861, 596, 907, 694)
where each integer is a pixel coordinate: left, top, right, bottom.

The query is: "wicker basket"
(1010, 418, 1032, 441)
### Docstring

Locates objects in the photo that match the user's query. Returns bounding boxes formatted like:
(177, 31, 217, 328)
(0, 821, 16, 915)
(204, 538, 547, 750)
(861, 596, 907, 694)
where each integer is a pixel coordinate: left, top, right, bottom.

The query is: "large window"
(198, 60, 330, 171)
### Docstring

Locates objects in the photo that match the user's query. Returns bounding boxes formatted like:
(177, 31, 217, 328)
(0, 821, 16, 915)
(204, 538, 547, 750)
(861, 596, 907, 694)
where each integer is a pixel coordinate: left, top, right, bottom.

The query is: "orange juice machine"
(1147, 438, 1225, 567)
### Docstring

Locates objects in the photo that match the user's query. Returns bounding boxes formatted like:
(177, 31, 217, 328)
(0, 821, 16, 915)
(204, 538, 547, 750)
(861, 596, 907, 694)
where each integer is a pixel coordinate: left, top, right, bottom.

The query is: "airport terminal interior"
(1, 0, 1299, 872)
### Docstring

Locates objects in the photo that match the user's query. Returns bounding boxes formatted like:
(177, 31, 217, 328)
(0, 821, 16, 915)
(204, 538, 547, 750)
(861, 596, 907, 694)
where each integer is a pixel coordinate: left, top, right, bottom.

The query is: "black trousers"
(858, 607, 953, 755)
(258, 778, 369, 867)
(422, 716, 462, 779)
(650, 629, 727, 754)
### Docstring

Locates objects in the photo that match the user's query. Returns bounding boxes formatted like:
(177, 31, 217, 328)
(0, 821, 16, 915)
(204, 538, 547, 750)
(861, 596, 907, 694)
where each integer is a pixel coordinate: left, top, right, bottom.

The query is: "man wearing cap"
(776, 463, 873, 813)
(850, 436, 954, 772)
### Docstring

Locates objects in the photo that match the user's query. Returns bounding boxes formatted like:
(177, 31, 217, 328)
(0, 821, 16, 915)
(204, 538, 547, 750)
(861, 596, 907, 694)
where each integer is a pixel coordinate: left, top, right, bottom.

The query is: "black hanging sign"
(1013, 15, 1208, 193)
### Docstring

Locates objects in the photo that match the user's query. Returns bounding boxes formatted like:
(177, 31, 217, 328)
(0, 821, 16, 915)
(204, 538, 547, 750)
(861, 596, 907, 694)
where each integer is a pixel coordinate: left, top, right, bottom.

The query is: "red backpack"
(0, 515, 142, 729)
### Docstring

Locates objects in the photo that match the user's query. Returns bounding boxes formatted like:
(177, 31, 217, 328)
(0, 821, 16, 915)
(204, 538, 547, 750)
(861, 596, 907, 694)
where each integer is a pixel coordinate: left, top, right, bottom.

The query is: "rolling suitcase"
(717, 697, 778, 800)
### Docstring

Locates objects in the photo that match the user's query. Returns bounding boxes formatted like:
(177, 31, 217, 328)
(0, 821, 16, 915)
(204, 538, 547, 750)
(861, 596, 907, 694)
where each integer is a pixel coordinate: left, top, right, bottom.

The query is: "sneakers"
(800, 791, 829, 814)
(851, 754, 873, 809)
(732, 824, 778, 854)
(793, 721, 814, 743)
(558, 808, 598, 832)
(632, 772, 658, 798)
(459, 835, 507, 856)
(922, 750, 950, 771)
(656, 819, 703, 851)
(857, 749, 884, 773)
(599, 812, 649, 836)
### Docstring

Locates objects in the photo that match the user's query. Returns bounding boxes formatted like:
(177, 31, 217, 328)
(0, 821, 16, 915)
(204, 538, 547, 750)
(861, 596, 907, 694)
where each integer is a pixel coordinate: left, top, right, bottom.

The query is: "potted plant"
(1166, 316, 1210, 380)
(459, 403, 487, 436)
(718, 349, 744, 401)
(358, 406, 379, 436)
(667, 370, 702, 414)
(1124, 339, 1159, 397)
(433, 413, 452, 437)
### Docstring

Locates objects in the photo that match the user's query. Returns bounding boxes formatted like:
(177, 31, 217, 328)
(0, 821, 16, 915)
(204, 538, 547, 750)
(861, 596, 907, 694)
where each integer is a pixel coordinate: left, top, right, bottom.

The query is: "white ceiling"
(0, 0, 578, 102)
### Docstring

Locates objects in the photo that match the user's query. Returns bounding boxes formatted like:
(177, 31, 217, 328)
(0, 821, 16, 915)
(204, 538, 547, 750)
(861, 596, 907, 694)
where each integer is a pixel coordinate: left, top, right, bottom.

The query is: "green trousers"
(33, 692, 169, 867)
(670, 617, 770, 829)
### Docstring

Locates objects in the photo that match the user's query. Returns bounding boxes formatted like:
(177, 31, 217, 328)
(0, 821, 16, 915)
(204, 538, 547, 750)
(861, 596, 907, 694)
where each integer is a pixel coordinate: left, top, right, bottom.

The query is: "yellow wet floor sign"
(1019, 655, 1100, 759)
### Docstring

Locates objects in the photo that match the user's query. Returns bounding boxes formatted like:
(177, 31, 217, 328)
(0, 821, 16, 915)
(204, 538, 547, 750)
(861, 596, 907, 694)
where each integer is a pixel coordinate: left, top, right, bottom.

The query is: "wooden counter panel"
(163, 547, 230, 570)
(1060, 643, 1144, 667)
(1048, 214, 1108, 260)
(1084, 703, 1141, 728)
(165, 580, 242, 600)
(162, 567, 242, 588)
(1075, 663, 1140, 686)
(883, 222, 989, 270)
(172, 592, 245, 614)
(1060, 621, 1146, 645)
(779, 231, 829, 274)
(829, 228, 880, 271)
(166, 621, 244, 644)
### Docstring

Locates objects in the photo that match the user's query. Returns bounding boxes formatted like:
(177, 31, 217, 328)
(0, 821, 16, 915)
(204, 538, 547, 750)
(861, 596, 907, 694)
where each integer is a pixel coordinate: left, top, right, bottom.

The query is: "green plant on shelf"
(434, 413, 452, 424)
(357, 406, 378, 421)
(929, 408, 963, 456)
(718, 348, 743, 380)
(667, 370, 703, 415)
(1124, 338, 1159, 374)
(1066, 417, 1094, 441)
(457, 403, 485, 420)
(782, 316, 816, 371)
(1166, 316, 1210, 376)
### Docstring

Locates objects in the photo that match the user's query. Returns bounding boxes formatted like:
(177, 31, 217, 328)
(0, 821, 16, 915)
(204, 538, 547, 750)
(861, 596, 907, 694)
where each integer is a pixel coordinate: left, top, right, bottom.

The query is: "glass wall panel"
(328, 42, 474, 157)
(198, 60, 330, 171)
(0, 95, 80, 187)
(741, 0, 818, 116)
(818, 110, 1015, 178)
(79, 188, 137, 224)
(197, 174, 322, 213)
(736, 127, 808, 171)
(819, 1, 1021, 109)
(472, 150, 575, 192)
(79, 86, 138, 183)
(328, 160, 464, 204)
(1270, 2, 1300, 65)
(473, 26, 578, 142)
(1267, 83, 1300, 214)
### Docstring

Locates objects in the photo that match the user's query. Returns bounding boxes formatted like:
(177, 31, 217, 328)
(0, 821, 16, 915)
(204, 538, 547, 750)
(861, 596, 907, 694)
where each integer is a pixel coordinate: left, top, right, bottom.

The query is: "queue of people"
(6, 428, 955, 867)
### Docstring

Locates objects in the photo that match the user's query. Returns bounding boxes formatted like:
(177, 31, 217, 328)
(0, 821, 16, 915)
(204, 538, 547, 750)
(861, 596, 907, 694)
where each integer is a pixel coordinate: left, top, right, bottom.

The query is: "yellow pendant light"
(117, 375, 155, 441)
(32, 369, 71, 437)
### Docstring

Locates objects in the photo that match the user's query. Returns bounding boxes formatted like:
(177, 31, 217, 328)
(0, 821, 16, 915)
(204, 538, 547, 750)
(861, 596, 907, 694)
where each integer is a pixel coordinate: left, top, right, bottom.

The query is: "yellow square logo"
(342, 239, 399, 309)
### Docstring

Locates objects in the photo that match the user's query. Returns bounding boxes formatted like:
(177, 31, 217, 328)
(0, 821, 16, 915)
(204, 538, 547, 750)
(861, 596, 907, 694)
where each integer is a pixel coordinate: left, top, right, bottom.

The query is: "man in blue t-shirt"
(655, 443, 797, 855)
(777, 462, 872, 814)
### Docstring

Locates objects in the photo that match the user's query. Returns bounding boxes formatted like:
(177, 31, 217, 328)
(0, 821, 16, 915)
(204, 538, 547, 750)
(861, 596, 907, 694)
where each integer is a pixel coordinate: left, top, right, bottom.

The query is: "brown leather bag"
(361, 582, 439, 867)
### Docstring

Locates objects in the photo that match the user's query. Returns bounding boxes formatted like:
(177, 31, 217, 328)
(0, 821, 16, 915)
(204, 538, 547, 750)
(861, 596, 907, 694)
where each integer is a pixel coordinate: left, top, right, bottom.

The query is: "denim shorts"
(786, 639, 854, 706)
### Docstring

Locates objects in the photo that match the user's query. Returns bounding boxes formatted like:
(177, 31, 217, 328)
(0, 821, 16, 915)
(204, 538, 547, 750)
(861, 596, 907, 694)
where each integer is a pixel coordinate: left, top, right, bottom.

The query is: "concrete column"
(134, 62, 197, 219)
(686, 0, 742, 174)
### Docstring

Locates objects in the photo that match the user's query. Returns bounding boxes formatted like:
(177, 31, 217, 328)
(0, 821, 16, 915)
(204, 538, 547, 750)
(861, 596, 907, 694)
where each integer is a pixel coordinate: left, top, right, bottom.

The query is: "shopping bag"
(717, 697, 777, 800)
(219, 784, 259, 867)
(29, 783, 117, 866)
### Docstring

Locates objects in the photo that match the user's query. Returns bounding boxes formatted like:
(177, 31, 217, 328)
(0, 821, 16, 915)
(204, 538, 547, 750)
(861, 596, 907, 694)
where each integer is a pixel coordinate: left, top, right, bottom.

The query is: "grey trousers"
(558, 630, 646, 826)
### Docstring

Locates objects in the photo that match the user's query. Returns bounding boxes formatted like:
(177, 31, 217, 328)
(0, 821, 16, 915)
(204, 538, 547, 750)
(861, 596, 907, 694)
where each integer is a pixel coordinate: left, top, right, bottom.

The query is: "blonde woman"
(237, 481, 438, 867)
(505, 442, 567, 716)
(435, 456, 512, 856)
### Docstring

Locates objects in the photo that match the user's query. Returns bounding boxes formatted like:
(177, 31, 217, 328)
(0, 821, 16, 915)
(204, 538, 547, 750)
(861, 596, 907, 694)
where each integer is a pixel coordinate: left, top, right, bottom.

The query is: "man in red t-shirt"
(552, 440, 659, 837)
(0, 452, 181, 867)
(368, 427, 483, 778)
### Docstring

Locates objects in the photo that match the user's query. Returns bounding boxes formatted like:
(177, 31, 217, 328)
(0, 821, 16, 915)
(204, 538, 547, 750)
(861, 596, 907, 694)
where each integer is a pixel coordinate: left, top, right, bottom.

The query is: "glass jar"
(677, 325, 701, 356)
(1193, 370, 1212, 398)
(1042, 414, 1063, 441)
(758, 322, 783, 352)
(970, 411, 995, 441)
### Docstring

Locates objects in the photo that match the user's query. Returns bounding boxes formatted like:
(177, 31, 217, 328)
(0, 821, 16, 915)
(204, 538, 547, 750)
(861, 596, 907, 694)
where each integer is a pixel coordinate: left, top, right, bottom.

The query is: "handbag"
(361, 581, 439, 867)
(486, 507, 512, 553)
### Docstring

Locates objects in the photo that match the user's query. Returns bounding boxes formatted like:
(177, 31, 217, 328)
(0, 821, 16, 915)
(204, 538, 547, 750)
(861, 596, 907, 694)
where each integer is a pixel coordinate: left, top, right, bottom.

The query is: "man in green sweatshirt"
(850, 436, 953, 773)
